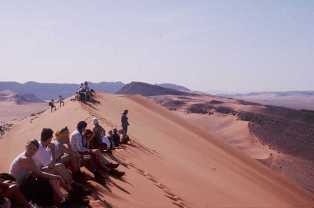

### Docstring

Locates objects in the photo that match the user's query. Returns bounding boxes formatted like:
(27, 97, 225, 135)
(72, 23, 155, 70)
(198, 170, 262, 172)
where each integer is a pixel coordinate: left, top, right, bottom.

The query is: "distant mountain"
(117, 82, 195, 96)
(157, 83, 191, 92)
(0, 90, 44, 104)
(0, 81, 125, 100)
(225, 91, 314, 111)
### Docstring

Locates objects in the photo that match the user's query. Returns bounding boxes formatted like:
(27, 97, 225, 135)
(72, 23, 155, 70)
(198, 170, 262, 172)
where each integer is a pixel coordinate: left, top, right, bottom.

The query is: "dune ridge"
(0, 93, 313, 207)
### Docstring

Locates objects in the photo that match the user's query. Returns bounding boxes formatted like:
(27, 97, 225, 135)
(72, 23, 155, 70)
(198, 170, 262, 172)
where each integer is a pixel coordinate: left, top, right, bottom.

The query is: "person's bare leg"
(54, 164, 73, 190)
(42, 165, 72, 191)
(71, 154, 81, 174)
(49, 179, 66, 205)
(3, 185, 31, 208)
(91, 149, 110, 166)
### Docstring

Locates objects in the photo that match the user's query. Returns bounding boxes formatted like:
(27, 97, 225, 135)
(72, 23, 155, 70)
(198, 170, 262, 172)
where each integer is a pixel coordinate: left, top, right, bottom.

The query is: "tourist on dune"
(71, 121, 125, 177)
(92, 117, 114, 150)
(9, 139, 66, 206)
(92, 117, 106, 149)
(119, 128, 130, 144)
(107, 130, 115, 149)
(58, 95, 65, 107)
(0, 174, 32, 208)
(86, 129, 112, 152)
(78, 83, 86, 101)
(32, 128, 73, 192)
(121, 110, 130, 138)
(52, 127, 81, 177)
(112, 128, 121, 147)
(49, 99, 57, 112)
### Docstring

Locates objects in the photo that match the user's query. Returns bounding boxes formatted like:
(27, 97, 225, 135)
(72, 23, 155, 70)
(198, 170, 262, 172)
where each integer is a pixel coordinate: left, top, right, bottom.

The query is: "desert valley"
(0, 82, 313, 207)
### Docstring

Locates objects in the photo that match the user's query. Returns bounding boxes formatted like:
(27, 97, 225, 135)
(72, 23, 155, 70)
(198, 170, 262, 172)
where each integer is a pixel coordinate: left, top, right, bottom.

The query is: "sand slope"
(0, 93, 313, 208)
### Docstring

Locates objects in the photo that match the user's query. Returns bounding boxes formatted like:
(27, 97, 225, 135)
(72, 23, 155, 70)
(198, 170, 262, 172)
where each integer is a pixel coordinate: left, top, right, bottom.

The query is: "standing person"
(58, 96, 65, 107)
(121, 110, 130, 138)
(49, 99, 57, 112)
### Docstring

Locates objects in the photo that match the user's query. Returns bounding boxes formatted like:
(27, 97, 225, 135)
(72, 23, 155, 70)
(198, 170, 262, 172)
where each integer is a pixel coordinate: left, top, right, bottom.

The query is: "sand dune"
(0, 93, 313, 207)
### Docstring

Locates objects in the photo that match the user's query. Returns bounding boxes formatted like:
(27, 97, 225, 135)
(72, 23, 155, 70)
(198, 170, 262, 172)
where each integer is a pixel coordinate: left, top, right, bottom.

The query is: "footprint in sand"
(130, 164, 189, 208)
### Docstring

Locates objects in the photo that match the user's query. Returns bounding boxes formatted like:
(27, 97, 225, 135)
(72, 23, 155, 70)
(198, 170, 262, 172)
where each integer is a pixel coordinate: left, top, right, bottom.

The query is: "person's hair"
(27, 139, 40, 149)
(41, 128, 54, 142)
(77, 121, 87, 132)
(55, 127, 69, 138)
(85, 129, 93, 136)
(60, 126, 69, 134)
(85, 129, 93, 140)
(113, 128, 118, 133)
(123, 109, 128, 114)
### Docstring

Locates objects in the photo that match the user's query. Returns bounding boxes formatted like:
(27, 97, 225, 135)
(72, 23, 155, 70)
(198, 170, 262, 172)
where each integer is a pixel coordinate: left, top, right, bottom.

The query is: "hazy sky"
(0, 1, 313, 92)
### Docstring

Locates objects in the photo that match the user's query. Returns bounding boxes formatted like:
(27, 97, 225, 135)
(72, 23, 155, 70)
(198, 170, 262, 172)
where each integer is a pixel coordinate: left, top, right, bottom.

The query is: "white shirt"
(32, 143, 52, 168)
(70, 129, 89, 152)
(101, 136, 111, 150)
(9, 152, 31, 184)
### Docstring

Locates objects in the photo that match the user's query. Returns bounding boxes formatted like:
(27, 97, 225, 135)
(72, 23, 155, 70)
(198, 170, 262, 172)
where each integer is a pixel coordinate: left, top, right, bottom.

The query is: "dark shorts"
(20, 174, 54, 206)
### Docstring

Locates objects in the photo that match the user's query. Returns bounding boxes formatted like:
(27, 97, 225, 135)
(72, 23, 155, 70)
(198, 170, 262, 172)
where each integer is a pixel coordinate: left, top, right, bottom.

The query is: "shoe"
(109, 169, 125, 178)
(107, 163, 119, 169)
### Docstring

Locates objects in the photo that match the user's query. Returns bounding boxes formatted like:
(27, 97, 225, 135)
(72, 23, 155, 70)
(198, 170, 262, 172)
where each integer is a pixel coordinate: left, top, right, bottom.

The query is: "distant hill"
(0, 81, 125, 100)
(157, 83, 191, 92)
(0, 90, 44, 104)
(225, 91, 314, 111)
(117, 82, 195, 96)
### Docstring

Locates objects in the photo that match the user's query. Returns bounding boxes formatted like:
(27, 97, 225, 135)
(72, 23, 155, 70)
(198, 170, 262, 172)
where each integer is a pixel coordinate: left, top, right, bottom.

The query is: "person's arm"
(26, 158, 61, 181)
(73, 134, 89, 153)
(48, 143, 57, 168)
(60, 144, 71, 154)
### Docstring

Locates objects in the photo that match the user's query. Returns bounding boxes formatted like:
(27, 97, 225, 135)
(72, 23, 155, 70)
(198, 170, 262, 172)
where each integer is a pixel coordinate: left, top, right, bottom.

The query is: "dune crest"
(0, 93, 313, 207)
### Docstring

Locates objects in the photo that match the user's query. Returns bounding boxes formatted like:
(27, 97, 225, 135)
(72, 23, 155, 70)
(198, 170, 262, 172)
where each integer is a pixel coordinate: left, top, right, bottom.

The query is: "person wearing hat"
(121, 110, 130, 139)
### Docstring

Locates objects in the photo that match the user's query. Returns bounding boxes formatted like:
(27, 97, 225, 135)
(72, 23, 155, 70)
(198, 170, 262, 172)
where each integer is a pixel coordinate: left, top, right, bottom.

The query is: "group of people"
(0, 110, 130, 208)
(76, 82, 95, 102)
(49, 96, 65, 112)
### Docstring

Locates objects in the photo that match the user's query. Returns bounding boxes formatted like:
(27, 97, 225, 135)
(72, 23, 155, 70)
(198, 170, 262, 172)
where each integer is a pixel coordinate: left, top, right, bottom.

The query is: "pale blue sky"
(0, 1, 313, 92)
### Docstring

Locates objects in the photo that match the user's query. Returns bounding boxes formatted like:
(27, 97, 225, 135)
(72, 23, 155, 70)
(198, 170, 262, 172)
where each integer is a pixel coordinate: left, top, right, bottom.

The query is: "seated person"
(119, 129, 130, 144)
(106, 130, 115, 150)
(0, 175, 31, 208)
(9, 140, 66, 206)
(71, 121, 124, 177)
(52, 127, 81, 177)
(112, 128, 121, 147)
(86, 129, 112, 152)
(92, 118, 106, 149)
(33, 128, 73, 192)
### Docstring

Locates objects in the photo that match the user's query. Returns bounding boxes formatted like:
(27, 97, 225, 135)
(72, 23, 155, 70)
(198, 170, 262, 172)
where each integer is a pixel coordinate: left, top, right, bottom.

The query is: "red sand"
(0, 93, 313, 207)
